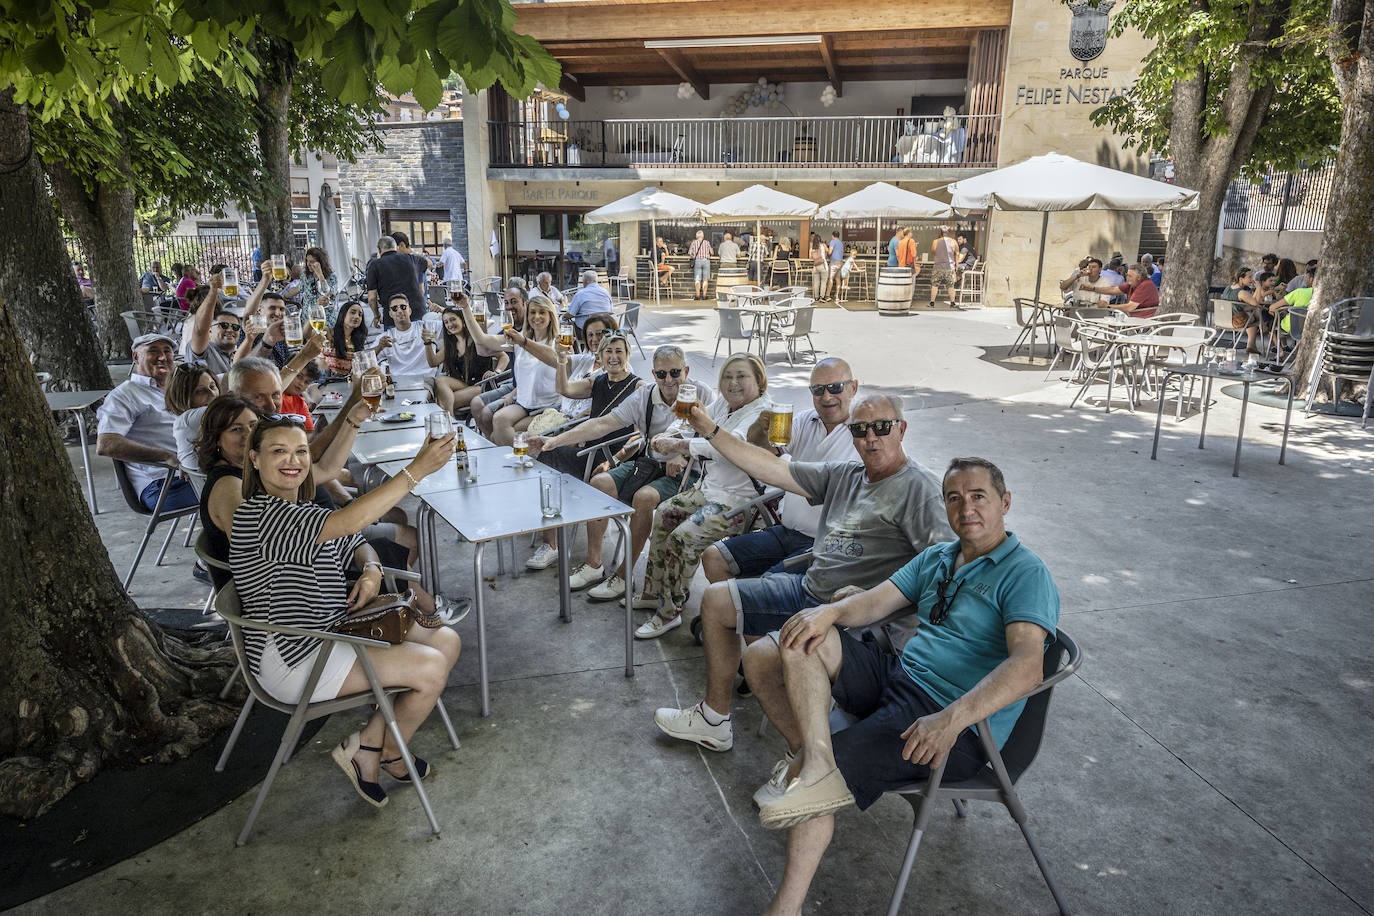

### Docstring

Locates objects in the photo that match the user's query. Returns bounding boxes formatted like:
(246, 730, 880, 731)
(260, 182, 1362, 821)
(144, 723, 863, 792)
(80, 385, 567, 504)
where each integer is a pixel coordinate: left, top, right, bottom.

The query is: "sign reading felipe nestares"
(1013, 0, 1130, 106)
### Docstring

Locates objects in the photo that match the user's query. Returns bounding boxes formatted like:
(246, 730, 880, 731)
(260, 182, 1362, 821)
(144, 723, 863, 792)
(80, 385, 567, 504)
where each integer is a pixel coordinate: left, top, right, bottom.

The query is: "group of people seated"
(1217, 254, 1317, 359)
(1059, 252, 1161, 318)
(94, 250, 1063, 901)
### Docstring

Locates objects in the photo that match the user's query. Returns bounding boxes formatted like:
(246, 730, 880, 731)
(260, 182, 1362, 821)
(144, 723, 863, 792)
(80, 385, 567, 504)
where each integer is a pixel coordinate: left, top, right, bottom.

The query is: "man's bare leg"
(780, 631, 843, 782)
(700, 583, 743, 717)
(764, 815, 835, 916)
(701, 543, 730, 583)
(742, 637, 802, 753)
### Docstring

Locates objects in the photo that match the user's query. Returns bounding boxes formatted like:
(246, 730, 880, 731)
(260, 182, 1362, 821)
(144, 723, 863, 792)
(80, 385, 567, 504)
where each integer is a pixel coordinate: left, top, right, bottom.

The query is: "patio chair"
(121, 310, 168, 344)
(883, 630, 1081, 916)
(955, 268, 984, 309)
(474, 275, 503, 294)
(846, 262, 872, 301)
(713, 307, 755, 363)
(1042, 314, 1091, 382)
(1010, 299, 1058, 361)
(1208, 298, 1243, 349)
(619, 300, 646, 358)
(1303, 298, 1374, 424)
(611, 272, 635, 301)
(768, 261, 791, 288)
(112, 461, 200, 590)
(211, 579, 460, 845)
(772, 304, 819, 366)
(453, 368, 513, 427)
(1069, 325, 1141, 413)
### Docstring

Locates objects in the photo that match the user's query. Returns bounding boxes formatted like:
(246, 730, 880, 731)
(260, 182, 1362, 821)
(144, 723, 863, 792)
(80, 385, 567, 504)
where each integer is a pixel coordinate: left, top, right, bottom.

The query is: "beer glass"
(539, 474, 563, 519)
(472, 297, 488, 322)
(421, 323, 437, 344)
(768, 403, 794, 449)
(271, 255, 288, 281)
(307, 303, 327, 335)
(283, 312, 303, 348)
(353, 348, 377, 379)
(360, 370, 383, 409)
(249, 310, 268, 336)
(426, 412, 453, 443)
(557, 318, 575, 350)
(222, 267, 239, 297)
(501, 311, 515, 334)
(448, 279, 463, 296)
(673, 384, 698, 422)
(513, 431, 532, 466)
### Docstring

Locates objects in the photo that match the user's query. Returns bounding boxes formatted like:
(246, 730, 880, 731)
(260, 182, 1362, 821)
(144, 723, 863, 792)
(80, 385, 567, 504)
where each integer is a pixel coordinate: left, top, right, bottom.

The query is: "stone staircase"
(1140, 211, 1170, 261)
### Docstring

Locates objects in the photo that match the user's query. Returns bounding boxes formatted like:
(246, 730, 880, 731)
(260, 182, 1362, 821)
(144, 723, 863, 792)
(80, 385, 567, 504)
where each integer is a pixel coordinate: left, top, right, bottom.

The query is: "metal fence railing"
(1223, 161, 1335, 232)
(490, 115, 1002, 170)
(62, 231, 318, 278)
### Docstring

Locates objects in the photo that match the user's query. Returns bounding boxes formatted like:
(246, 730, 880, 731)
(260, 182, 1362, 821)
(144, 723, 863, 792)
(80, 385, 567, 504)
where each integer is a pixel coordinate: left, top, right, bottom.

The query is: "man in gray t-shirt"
(651, 392, 953, 752)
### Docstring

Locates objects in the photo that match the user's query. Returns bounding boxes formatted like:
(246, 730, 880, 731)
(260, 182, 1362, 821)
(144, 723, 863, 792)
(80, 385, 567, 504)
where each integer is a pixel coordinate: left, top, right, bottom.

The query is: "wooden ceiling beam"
(558, 74, 586, 102)
(654, 47, 711, 100)
(514, 0, 1011, 41)
(819, 34, 842, 97)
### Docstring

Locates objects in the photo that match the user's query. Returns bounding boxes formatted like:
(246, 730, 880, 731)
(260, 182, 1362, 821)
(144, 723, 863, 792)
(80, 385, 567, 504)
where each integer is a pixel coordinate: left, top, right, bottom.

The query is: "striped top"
(229, 494, 365, 673)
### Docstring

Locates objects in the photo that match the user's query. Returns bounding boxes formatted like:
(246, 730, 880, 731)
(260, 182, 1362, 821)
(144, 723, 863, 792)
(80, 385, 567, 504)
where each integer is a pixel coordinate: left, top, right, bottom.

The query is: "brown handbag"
(331, 590, 443, 645)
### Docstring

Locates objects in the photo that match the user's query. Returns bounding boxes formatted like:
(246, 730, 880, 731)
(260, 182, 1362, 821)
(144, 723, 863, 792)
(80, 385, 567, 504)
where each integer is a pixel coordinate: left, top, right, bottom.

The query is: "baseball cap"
(131, 332, 176, 350)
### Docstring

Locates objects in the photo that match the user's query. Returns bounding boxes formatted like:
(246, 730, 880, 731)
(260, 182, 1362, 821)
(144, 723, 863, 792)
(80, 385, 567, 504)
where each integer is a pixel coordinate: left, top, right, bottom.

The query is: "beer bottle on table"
(384, 366, 395, 399)
(454, 427, 468, 472)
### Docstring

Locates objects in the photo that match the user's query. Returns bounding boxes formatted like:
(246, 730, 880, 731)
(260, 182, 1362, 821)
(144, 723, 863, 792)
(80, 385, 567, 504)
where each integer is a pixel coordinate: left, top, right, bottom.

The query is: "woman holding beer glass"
(228, 416, 461, 808)
(520, 312, 620, 422)
(426, 306, 509, 416)
(634, 353, 772, 639)
(459, 293, 562, 446)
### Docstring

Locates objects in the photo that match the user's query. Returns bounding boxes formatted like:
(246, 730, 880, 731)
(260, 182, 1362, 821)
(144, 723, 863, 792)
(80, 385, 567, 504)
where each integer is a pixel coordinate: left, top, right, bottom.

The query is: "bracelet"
(401, 467, 420, 490)
(704, 423, 720, 441)
(345, 417, 362, 430)
(361, 561, 384, 577)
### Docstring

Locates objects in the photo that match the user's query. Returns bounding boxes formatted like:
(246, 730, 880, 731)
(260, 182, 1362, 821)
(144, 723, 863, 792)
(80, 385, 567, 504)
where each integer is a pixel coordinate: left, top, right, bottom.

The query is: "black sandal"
(381, 753, 432, 783)
(331, 732, 388, 807)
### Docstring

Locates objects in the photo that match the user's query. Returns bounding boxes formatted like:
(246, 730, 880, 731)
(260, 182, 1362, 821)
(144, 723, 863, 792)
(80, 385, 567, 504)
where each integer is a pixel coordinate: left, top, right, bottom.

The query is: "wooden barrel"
(717, 265, 749, 299)
(877, 267, 914, 316)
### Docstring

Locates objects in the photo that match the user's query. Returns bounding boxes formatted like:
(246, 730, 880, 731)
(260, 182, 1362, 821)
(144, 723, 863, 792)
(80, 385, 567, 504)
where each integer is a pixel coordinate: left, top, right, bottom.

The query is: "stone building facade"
(338, 119, 468, 259)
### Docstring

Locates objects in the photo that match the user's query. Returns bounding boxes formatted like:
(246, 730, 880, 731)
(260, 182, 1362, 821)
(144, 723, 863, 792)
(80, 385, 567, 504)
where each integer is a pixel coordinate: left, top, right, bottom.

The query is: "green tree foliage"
(1090, 0, 1342, 175)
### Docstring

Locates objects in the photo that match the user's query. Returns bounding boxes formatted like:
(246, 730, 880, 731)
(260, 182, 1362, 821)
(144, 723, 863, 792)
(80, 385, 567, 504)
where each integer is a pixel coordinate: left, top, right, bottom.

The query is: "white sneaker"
(526, 543, 558, 570)
(654, 703, 733, 751)
(753, 754, 796, 808)
(567, 563, 604, 590)
(635, 612, 681, 639)
(632, 594, 661, 611)
(587, 574, 626, 601)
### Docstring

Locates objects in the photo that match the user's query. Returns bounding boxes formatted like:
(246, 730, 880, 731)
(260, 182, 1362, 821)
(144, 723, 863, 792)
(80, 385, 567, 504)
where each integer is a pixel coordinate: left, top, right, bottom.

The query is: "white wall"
(568, 79, 969, 122)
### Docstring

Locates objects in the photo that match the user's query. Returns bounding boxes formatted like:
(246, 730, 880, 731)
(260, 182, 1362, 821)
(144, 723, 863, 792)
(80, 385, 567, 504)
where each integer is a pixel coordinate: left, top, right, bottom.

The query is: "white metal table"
(46, 389, 110, 513)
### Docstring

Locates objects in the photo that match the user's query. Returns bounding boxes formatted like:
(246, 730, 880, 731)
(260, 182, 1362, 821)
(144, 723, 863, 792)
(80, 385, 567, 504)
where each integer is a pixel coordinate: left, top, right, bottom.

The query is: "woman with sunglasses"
(427, 304, 509, 416)
(229, 417, 460, 808)
(635, 353, 774, 638)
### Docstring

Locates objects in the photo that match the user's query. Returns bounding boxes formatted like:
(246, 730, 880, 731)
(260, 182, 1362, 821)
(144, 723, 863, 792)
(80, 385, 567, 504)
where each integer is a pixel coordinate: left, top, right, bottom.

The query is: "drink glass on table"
(360, 370, 383, 409)
(673, 384, 698, 423)
(768, 402, 794, 449)
(540, 474, 563, 519)
(472, 298, 487, 322)
(513, 430, 532, 466)
(222, 267, 239, 297)
(283, 313, 303, 348)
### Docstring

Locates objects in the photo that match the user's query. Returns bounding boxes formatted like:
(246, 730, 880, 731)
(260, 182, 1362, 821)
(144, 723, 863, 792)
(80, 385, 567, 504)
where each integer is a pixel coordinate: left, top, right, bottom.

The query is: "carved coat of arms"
(1067, 0, 1114, 62)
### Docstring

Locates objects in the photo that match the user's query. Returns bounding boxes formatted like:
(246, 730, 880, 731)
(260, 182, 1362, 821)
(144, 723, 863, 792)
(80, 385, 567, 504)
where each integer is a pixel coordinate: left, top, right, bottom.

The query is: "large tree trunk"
(1292, 0, 1374, 391)
(0, 90, 111, 390)
(252, 43, 297, 260)
(45, 149, 140, 359)
(0, 295, 237, 819)
(1160, 9, 1277, 319)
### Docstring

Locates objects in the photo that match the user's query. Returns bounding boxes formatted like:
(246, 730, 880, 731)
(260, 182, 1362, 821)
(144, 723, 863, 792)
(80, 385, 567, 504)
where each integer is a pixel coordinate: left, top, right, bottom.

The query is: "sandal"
(381, 753, 432, 784)
(331, 732, 388, 807)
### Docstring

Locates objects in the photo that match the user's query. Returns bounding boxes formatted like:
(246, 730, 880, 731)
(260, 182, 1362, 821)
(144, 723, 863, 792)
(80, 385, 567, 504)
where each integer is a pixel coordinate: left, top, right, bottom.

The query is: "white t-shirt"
(687, 394, 774, 506)
(175, 406, 207, 473)
(379, 323, 435, 377)
(512, 345, 560, 411)
(778, 409, 858, 537)
(440, 246, 465, 285)
(560, 353, 596, 416)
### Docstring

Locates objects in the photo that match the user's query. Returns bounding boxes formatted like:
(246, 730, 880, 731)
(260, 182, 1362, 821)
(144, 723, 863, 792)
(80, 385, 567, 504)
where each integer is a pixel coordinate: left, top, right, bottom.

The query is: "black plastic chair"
(884, 629, 1082, 916)
(112, 461, 200, 589)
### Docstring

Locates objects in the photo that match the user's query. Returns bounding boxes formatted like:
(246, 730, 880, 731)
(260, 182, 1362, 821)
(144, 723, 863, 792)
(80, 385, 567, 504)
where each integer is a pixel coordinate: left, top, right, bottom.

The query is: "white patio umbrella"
(584, 186, 707, 305)
(816, 182, 953, 292)
(701, 185, 818, 287)
(316, 183, 350, 292)
(349, 191, 370, 272)
(946, 151, 1200, 304)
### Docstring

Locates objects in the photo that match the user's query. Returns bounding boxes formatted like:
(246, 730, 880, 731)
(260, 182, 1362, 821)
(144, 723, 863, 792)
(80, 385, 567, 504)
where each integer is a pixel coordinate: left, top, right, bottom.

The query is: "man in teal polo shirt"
(742, 457, 1060, 916)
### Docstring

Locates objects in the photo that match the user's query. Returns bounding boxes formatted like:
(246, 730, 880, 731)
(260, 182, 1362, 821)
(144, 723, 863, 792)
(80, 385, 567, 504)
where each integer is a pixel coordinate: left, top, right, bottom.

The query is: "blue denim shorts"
(729, 570, 821, 637)
(694, 257, 711, 281)
(716, 525, 813, 578)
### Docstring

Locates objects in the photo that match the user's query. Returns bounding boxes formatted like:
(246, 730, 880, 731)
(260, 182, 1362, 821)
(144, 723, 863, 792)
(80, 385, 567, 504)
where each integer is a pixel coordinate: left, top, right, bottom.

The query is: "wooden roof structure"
(512, 0, 1012, 100)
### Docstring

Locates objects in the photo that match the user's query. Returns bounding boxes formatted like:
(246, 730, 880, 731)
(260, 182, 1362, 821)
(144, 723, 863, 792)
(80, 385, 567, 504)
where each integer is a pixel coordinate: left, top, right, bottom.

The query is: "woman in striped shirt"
(230, 417, 460, 808)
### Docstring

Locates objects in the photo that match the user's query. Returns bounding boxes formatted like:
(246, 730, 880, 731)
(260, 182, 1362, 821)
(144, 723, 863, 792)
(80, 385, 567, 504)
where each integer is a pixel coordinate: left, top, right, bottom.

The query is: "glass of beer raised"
(283, 313, 303, 348)
(768, 403, 794, 449)
(222, 267, 239, 297)
(472, 297, 488, 322)
(557, 318, 575, 350)
(673, 383, 698, 426)
(307, 303, 327, 335)
(425, 412, 453, 443)
(360, 370, 383, 409)
(271, 255, 288, 281)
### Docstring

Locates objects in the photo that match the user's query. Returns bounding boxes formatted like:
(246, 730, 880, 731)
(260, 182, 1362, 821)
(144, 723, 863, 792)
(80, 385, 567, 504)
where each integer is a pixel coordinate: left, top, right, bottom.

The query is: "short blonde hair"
(718, 352, 767, 394)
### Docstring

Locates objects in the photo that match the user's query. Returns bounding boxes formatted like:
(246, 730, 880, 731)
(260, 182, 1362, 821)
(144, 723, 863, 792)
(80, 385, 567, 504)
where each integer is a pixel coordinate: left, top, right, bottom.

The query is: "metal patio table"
(46, 389, 110, 513)
(1150, 363, 1294, 477)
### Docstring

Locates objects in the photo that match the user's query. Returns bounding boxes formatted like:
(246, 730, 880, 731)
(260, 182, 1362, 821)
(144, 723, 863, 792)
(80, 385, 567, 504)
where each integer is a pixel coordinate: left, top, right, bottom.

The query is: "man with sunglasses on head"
(527, 345, 714, 603)
(742, 458, 1059, 916)
(652, 391, 950, 753)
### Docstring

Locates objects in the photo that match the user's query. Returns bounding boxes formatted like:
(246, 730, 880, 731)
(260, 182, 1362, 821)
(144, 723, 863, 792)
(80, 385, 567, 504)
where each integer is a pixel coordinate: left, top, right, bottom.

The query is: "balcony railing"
(489, 115, 1001, 170)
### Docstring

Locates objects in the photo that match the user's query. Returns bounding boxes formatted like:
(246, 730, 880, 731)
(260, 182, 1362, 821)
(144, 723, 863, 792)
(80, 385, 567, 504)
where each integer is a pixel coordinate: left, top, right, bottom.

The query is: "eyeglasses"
(929, 567, 964, 626)
(388, 304, 411, 312)
(265, 414, 306, 427)
(653, 368, 685, 380)
(848, 419, 896, 438)
(809, 380, 852, 396)
(213, 321, 241, 331)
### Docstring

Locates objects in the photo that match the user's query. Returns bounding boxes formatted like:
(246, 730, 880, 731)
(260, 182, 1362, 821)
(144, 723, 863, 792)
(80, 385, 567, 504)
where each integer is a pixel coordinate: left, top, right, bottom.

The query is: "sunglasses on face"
(389, 304, 410, 312)
(213, 321, 241, 332)
(848, 419, 896, 438)
(809, 381, 851, 396)
(653, 368, 685, 380)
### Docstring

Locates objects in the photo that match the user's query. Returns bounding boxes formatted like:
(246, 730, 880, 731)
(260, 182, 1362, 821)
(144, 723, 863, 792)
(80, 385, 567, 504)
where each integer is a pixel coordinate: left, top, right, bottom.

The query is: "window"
(540, 214, 560, 239)
(290, 176, 310, 207)
(383, 210, 451, 258)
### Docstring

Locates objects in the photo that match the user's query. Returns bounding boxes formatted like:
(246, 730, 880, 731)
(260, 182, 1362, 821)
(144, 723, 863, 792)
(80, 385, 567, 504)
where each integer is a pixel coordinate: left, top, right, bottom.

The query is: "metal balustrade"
(489, 115, 1001, 170)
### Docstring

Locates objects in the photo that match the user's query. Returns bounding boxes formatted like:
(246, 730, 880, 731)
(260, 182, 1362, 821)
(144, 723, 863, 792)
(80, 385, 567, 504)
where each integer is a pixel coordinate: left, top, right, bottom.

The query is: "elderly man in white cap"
(566, 267, 613, 330)
(96, 332, 197, 514)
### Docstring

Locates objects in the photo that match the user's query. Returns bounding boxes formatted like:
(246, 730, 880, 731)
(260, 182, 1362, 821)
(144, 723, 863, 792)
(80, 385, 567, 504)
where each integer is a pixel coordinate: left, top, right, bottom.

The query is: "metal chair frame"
(112, 461, 200, 589)
(713, 307, 755, 363)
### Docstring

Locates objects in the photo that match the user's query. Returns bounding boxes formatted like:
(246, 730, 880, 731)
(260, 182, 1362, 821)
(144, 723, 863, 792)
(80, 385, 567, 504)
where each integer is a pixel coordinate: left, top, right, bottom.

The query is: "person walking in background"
(439, 236, 466, 290)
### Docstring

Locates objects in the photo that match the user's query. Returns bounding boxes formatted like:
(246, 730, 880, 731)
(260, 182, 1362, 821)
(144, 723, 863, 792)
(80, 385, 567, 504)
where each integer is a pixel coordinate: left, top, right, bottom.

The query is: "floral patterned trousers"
(643, 489, 749, 613)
